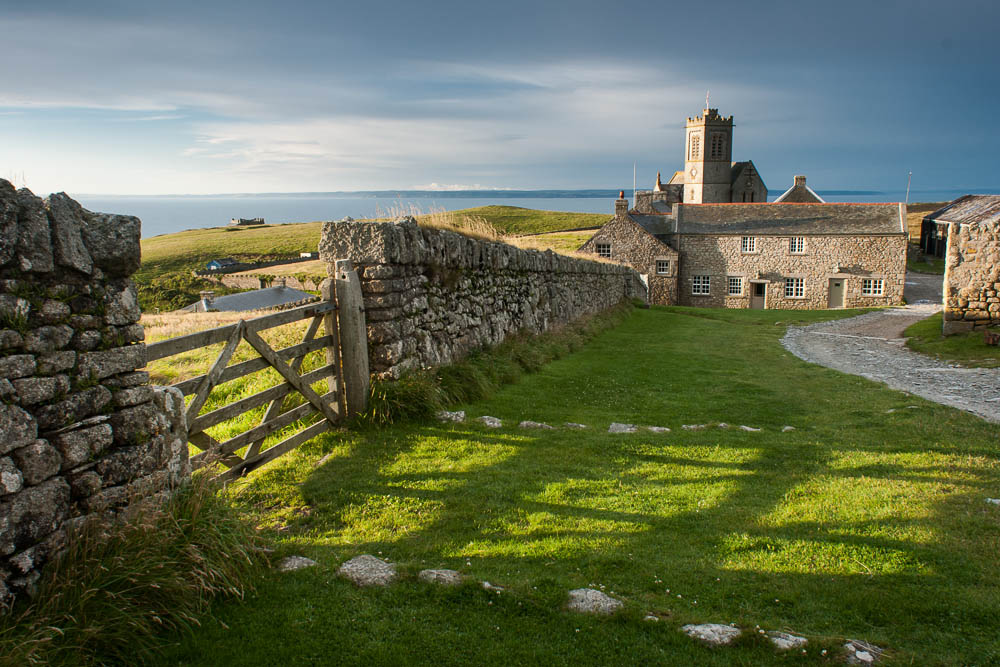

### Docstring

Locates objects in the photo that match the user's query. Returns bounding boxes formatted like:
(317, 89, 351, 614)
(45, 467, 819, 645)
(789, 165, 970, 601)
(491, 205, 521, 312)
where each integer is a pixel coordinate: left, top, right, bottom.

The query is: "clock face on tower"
(689, 167, 698, 178)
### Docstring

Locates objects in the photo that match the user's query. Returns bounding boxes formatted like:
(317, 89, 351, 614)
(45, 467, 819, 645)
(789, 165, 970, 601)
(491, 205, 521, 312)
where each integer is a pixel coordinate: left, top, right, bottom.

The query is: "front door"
(828, 278, 845, 308)
(750, 282, 766, 309)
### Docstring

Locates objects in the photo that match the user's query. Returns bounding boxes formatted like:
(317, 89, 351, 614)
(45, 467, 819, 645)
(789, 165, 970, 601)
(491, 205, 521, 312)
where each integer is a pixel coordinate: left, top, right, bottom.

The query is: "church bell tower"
(683, 108, 733, 203)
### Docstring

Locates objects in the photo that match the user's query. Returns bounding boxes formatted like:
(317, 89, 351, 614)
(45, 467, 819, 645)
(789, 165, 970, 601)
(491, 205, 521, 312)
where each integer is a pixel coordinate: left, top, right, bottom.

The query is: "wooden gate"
(146, 260, 369, 481)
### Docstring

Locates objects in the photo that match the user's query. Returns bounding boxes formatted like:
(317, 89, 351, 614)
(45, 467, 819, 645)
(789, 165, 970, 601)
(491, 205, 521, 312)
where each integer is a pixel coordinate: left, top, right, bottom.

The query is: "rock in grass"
(566, 588, 623, 615)
(739, 425, 761, 432)
(418, 569, 464, 586)
(682, 424, 707, 430)
(437, 410, 465, 423)
(782, 425, 796, 432)
(608, 422, 637, 434)
(519, 420, 554, 430)
(277, 555, 317, 572)
(564, 422, 588, 429)
(681, 623, 742, 646)
(986, 498, 1000, 505)
(647, 426, 670, 433)
(768, 631, 808, 650)
(477, 415, 502, 428)
(481, 581, 505, 592)
(844, 639, 884, 664)
(338, 554, 397, 587)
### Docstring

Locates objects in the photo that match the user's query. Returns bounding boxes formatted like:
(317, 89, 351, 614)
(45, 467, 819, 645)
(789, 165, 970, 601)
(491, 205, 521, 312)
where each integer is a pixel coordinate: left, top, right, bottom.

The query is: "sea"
(72, 188, 1000, 239)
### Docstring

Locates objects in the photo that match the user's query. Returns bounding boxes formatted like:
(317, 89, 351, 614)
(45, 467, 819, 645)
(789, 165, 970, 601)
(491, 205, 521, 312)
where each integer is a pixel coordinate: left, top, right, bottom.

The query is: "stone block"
(67, 470, 102, 498)
(103, 280, 140, 325)
(0, 354, 36, 380)
(45, 193, 94, 275)
(109, 401, 169, 446)
(0, 404, 38, 456)
(34, 385, 111, 430)
(23, 325, 74, 354)
(14, 189, 54, 273)
(72, 330, 101, 351)
(103, 370, 149, 388)
(82, 212, 141, 277)
(12, 375, 70, 405)
(39, 300, 71, 324)
(50, 423, 113, 470)
(0, 329, 23, 350)
(0, 180, 17, 267)
(0, 478, 71, 556)
(0, 457, 23, 496)
(11, 440, 62, 486)
(113, 386, 154, 407)
(36, 351, 76, 375)
(76, 344, 146, 381)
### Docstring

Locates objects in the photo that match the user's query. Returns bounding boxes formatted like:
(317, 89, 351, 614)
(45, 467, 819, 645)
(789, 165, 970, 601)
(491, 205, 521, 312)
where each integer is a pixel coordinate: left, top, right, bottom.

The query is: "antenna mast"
(633, 161, 636, 202)
(905, 171, 912, 205)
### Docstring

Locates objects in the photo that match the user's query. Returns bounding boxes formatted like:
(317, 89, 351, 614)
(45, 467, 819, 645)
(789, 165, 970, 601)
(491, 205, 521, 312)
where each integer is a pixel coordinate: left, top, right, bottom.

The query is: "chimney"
(615, 191, 628, 217)
(794, 175, 807, 187)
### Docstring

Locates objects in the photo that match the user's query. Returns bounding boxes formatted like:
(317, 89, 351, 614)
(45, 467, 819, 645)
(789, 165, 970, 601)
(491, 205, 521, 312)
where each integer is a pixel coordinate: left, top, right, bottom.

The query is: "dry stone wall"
(0, 181, 189, 604)
(943, 219, 1000, 333)
(319, 218, 646, 378)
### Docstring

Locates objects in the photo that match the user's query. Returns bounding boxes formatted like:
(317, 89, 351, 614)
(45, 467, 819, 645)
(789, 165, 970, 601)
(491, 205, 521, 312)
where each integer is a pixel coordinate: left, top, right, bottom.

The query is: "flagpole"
(904, 171, 912, 205)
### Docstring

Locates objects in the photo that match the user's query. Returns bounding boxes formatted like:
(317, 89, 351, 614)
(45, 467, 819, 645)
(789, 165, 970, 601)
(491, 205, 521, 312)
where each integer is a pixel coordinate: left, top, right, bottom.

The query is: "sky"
(2, 0, 998, 196)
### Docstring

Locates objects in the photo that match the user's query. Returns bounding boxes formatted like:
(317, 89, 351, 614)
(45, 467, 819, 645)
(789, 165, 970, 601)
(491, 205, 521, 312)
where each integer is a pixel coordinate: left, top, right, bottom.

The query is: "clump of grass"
(0, 475, 267, 666)
(359, 301, 634, 425)
(904, 311, 1000, 368)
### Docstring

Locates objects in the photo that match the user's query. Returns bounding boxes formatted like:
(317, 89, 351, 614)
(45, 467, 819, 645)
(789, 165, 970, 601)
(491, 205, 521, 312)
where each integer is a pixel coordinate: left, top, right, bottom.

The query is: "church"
(579, 107, 907, 309)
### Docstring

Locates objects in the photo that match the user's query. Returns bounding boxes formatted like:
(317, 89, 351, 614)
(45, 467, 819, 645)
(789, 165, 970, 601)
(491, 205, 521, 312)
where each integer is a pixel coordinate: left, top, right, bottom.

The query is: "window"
(789, 237, 805, 254)
(862, 278, 884, 296)
(741, 236, 757, 253)
(727, 276, 743, 296)
(710, 133, 726, 160)
(784, 277, 805, 298)
(689, 134, 701, 160)
(596, 243, 611, 258)
(692, 275, 710, 295)
(655, 260, 670, 275)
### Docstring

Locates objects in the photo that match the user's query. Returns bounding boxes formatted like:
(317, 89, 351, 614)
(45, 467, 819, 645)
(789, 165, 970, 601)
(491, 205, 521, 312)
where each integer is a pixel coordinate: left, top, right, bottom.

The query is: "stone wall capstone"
(319, 218, 646, 378)
(0, 180, 189, 605)
(943, 219, 1000, 333)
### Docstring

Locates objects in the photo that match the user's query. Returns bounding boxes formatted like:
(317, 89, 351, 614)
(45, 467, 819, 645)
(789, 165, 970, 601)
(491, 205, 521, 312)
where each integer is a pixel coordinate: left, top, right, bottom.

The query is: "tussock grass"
(0, 476, 266, 666)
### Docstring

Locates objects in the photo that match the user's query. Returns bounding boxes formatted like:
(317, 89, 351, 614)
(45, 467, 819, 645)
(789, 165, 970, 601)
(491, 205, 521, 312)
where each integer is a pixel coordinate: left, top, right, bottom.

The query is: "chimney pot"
(794, 174, 806, 186)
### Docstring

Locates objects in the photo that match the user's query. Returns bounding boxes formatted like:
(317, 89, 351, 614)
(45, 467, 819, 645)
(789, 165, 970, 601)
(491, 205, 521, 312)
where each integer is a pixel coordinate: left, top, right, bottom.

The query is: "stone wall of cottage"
(578, 213, 678, 306)
(943, 219, 1000, 333)
(319, 217, 646, 378)
(676, 234, 907, 309)
(0, 181, 189, 604)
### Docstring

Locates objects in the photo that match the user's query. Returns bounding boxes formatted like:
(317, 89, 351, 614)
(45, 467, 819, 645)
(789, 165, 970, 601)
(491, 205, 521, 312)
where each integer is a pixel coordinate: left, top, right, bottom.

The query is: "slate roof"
(630, 214, 676, 237)
(923, 195, 1000, 227)
(666, 170, 685, 185)
(186, 286, 318, 312)
(650, 200, 674, 214)
(675, 203, 904, 235)
(774, 178, 825, 203)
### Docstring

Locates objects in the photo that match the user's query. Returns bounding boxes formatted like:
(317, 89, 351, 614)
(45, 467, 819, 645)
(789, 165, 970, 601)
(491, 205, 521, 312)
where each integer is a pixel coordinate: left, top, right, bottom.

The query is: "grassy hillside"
(154, 306, 999, 666)
(431, 205, 607, 235)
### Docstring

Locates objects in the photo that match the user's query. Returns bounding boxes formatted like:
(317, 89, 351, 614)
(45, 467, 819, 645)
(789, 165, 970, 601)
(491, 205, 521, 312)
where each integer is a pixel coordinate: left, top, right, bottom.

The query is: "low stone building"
(920, 195, 1000, 259)
(937, 196, 1000, 333)
(580, 194, 907, 309)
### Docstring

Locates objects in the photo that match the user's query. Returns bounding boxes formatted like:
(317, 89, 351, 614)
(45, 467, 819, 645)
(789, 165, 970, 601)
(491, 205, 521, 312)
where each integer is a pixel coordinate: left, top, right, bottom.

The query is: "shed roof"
(923, 195, 1000, 227)
(675, 202, 904, 235)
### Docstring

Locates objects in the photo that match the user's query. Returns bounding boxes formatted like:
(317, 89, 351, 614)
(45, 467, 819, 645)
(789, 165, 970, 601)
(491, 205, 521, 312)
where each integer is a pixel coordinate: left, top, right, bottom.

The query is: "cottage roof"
(675, 203, 904, 235)
(923, 195, 1000, 227)
(188, 285, 316, 312)
(211, 257, 238, 265)
(630, 214, 675, 237)
(774, 175, 825, 203)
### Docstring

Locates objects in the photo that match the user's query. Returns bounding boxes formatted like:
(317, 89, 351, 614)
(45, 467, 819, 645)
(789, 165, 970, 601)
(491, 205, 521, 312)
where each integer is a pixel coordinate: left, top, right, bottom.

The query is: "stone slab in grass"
(566, 588, 623, 615)
(647, 426, 670, 433)
(682, 424, 707, 430)
(519, 420, 554, 430)
(277, 556, 317, 572)
(564, 422, 588, 429)
(768, 631, 808, 650)
(844, 639, 884, 664)
(681, 623, 742, 646)
(418, 569, 464, 586)
(437, 410, 465, 423)
(477, 416, 502, 428)
(338, 554, 397, 587)
(739, 425, 761, 432)
(608, 422, 636, 434)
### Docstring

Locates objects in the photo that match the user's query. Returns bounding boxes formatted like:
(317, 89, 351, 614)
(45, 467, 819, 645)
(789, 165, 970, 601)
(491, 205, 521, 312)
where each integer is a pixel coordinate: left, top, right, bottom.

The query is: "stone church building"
(579, 107, 907, 309)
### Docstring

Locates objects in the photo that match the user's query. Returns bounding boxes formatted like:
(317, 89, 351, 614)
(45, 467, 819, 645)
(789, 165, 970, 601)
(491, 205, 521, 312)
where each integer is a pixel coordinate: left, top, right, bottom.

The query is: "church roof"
(675, 203, 905, 235)
(923, 195, 1000, 227)
(666, 170, 685, 185)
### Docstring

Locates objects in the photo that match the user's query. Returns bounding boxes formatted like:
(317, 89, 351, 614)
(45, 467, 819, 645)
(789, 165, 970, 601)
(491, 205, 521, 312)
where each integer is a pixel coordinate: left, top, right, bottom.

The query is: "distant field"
(431, 205, 607, 235)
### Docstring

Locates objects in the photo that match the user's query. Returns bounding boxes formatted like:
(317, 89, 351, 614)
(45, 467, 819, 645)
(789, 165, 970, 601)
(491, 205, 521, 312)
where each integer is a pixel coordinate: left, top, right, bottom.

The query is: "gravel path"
(781, 303, 1000, 424)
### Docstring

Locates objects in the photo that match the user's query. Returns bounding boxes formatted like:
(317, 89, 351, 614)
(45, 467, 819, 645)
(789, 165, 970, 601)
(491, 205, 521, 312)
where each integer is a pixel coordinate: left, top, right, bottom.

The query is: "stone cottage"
(920, 195, 1000, 259)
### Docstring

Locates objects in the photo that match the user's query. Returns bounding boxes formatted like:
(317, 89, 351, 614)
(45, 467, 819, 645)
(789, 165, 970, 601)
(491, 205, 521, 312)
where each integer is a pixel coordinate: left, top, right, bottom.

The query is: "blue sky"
(2, 0, 997, 195)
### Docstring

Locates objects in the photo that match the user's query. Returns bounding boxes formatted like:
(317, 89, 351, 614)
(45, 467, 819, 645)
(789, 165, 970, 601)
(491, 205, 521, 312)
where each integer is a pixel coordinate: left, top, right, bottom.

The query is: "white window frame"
(789, 237, 805, 254)
(741, 236, 757, 253)
(862, 278, 885, 296)
(784, 277, 805, 298)
(692, 275, 711, 295)
(596, 242, 611, 258)
(727, 276, 743, 296)
(655, 260, 670, 275)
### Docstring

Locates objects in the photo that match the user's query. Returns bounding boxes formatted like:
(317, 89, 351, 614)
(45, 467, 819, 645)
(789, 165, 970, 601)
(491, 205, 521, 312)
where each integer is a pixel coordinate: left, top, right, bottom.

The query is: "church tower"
(683, 108, 733, 203)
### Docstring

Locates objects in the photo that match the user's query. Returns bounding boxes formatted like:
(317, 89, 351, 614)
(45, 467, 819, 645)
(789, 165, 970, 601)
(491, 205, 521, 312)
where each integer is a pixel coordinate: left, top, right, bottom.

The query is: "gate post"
(334, 259, 370, 418)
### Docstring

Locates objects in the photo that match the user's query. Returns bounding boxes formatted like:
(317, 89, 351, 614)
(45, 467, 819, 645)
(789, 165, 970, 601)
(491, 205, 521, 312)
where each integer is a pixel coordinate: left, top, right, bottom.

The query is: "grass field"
(152, 306, 1000, 666)
(904, 312, 1000, 368)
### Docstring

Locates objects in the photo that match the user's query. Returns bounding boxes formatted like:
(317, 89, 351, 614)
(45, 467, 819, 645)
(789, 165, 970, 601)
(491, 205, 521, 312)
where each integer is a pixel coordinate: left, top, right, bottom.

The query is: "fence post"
(320, 278, 345, 417)
(334, 259, 370, 418)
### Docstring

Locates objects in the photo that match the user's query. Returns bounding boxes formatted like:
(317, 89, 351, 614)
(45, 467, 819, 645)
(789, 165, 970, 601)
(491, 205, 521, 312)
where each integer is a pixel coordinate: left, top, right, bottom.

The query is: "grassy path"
(157, 307, 999, 666)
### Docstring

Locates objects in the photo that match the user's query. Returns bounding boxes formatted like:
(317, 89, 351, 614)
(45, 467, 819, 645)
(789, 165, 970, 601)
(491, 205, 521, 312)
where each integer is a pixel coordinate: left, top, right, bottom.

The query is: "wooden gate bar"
(217, 418, 331, 482)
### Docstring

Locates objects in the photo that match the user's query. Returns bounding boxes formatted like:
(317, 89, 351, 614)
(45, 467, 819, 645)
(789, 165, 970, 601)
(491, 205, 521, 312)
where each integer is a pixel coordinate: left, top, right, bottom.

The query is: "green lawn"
(904, 312, 1000, 368)
(156, 307, 999, 666)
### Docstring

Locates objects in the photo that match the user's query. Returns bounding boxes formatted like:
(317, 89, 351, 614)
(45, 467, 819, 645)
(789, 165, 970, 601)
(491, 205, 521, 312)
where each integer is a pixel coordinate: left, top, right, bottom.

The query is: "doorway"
(828, 278, 845, 308)
(750, 282, 766, 309)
